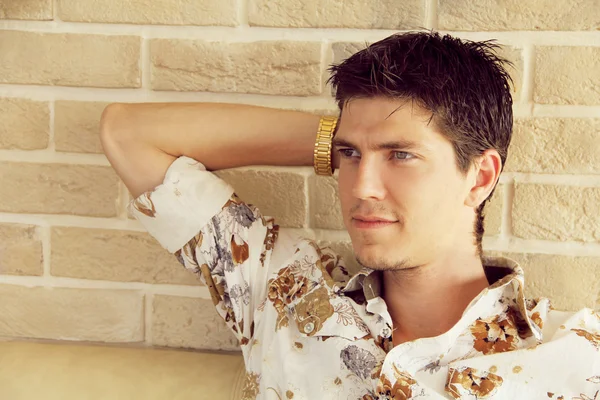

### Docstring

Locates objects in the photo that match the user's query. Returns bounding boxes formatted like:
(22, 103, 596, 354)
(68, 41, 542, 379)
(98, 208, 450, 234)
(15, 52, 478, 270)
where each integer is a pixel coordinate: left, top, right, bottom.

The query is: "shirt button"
(168, 172, 179, 183)
(380, 327, 392, 338)
(304, 322, 315, 334)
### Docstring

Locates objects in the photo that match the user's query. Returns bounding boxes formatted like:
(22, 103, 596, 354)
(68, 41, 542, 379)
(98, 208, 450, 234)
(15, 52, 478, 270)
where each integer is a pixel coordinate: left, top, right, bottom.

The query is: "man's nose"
(351, 158, 386, 201)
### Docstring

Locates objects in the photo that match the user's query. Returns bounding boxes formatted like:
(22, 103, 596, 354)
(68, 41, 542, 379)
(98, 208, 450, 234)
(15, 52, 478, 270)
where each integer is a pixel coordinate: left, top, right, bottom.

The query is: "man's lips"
(352, 216, 398, 229)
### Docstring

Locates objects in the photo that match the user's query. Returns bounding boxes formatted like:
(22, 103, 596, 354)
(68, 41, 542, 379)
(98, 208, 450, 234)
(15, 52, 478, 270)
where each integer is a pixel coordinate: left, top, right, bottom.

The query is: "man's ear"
(465, 149, 503, 208)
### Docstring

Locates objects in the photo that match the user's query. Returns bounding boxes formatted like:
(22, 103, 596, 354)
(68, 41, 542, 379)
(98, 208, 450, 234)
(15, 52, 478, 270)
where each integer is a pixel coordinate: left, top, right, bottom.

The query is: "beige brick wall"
(0, 0, 598, 352)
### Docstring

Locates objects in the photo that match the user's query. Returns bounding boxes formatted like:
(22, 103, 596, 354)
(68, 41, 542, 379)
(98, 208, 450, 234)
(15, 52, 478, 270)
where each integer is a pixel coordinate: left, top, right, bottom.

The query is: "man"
(100, 32, 599, 399)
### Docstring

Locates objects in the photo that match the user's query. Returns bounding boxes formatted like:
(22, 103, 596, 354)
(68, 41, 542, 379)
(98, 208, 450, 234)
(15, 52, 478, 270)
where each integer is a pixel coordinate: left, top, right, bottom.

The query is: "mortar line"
(118, 181, 130, 219)
(52, 0, 58, 20)
(425, 0, 438, 30)
(41, 225, 52, 277)
(1, 20, 599, 46)
(144, 293, 153, 345)
(320, 40, 332, 98)
(0, 212, 145, 230)
(140, 35, 151, 91)
(2, 85, 597, 117)
(0, 275, 213, 298)
(0, 85, 339, 108)
(520, 44, 535, 108)
(0, 150, 110, 165)
(502, 180, 515, 238)
(237, 0, 249, 27)
(47, 100, 56, 151)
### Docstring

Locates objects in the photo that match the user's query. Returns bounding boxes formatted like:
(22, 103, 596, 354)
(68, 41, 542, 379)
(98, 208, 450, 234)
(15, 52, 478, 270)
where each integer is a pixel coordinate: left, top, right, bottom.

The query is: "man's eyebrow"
(332, 138, 354, 148)
(332, 138, 423, 151)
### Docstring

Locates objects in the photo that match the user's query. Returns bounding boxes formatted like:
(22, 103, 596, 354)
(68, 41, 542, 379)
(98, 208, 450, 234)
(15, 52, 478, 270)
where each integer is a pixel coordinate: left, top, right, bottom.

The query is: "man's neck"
(382, 252, 489, 346)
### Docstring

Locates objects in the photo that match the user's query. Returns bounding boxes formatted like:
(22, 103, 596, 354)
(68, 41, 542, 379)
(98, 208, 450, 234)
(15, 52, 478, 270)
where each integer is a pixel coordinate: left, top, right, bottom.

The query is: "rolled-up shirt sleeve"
(128, 156, 280, 350)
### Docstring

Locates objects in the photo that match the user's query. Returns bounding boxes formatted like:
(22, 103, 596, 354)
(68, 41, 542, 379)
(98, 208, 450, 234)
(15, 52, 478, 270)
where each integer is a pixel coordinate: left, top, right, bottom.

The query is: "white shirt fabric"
(129, 156, 600, 399)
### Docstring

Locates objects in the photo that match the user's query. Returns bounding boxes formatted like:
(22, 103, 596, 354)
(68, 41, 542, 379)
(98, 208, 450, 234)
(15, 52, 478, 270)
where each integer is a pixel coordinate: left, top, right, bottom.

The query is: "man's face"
(335, 97, 474, 270)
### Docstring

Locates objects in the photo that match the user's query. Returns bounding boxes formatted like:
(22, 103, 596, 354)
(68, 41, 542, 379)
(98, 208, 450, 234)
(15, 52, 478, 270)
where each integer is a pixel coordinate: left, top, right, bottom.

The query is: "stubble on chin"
(354, 252, 414, 271)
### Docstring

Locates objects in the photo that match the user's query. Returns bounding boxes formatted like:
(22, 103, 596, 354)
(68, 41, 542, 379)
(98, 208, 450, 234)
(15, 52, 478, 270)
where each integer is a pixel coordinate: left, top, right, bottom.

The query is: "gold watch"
(313, 116, 338, 176)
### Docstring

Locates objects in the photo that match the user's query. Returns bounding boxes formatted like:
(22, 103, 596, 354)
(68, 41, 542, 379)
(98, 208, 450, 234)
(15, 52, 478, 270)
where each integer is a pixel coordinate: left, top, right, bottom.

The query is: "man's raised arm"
(99, 102, 323, 198)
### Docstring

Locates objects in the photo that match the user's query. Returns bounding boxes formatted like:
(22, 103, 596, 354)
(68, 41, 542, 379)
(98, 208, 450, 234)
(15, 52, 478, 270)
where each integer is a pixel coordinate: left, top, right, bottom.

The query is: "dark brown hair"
(328, 31, 514, 256)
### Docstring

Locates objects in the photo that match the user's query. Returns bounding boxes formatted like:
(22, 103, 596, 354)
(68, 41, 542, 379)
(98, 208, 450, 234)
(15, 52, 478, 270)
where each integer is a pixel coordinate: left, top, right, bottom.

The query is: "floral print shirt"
(130, 156, 600, 400)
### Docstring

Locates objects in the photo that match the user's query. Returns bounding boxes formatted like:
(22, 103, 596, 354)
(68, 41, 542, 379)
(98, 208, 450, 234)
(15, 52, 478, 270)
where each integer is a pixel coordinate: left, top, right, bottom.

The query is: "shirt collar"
(339, 254, 542, 341)
(340, 254, 522, 300)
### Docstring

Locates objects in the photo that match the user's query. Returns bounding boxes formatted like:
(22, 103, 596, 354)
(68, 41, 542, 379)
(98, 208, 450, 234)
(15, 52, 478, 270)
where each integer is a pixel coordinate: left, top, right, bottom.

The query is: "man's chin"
(353, 245, 413, 271)
(354, 249, 391, 270)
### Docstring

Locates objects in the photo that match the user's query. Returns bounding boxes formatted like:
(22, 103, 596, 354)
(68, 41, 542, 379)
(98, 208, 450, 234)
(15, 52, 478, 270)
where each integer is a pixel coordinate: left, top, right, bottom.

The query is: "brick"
(0, 31, 140, 88)
(249, 0, 424, 29)
(58, 0, 237, 26)
(0, 0, 52, 20)
(332, 42, 369, 64)
(504, 253, 600, 312)
(0, 284, 143, 342)
(55, 101, 109, 154)
(513, 184, 600, 242)
(51, 227, 200, 285)
(215, 169, 307, 228)
(507, 118, 600, 174)
(309, 175, 344, 230)
(152, 295, 239, 351)
(438, 1, 600, 31)
(0, 98, 49, 150)
(0, 223, 43, 276)
(534, 47, 600, 105)
(498, 47, 523, 102)
(0, 162, 119, 217)
(332, 42, 523, 102)
(484, 185, 503, 237)
(150, 40, 321, 96)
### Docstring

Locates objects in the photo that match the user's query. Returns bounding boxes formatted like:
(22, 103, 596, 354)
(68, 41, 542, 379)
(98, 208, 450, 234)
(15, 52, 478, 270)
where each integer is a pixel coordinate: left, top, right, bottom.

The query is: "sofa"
(0, 340, 246, 399)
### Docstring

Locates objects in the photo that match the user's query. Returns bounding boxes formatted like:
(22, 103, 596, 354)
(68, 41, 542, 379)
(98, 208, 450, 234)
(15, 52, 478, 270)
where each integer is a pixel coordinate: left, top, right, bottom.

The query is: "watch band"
(313, 116, 338, 176)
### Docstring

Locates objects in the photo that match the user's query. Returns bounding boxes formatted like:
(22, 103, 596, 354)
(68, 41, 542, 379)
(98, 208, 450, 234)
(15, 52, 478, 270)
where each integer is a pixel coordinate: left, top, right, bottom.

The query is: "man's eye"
(393, 152, 414, 160)
(338, 149, 360, 158)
